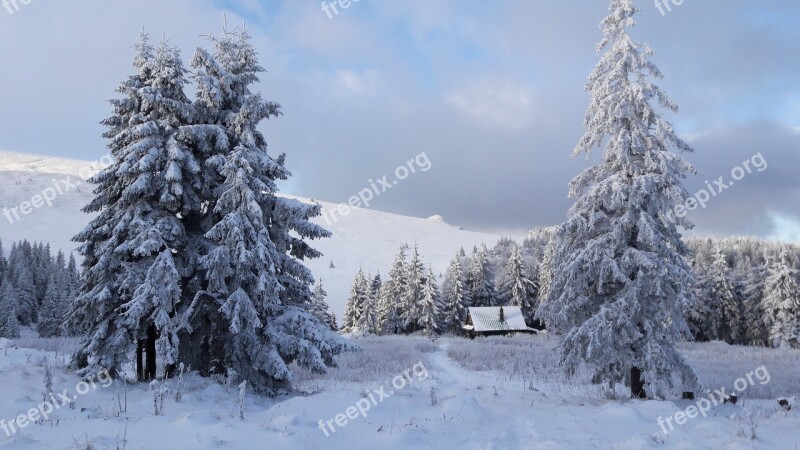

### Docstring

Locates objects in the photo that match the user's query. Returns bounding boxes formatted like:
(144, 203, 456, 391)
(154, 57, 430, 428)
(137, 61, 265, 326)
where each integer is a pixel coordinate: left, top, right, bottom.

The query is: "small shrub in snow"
(150, 381, 169, 416)
(174, 363, 185, 402)
(42, 358, 54, 402)
(238, 381, 247, 420)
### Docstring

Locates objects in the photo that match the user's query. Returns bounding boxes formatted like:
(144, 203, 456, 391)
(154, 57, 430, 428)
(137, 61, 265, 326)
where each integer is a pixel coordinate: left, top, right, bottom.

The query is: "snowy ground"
(1, 334, 798, 449)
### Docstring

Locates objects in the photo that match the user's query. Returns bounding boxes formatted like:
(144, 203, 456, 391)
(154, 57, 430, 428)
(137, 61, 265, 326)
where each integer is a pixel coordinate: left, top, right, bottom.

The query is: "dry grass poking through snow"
(679, 341, 800, 399)
(446, 334, 561, 381)
(443, 334, 619, 399)
(447, 334, 800, 401)
(290, 335, 437, 393)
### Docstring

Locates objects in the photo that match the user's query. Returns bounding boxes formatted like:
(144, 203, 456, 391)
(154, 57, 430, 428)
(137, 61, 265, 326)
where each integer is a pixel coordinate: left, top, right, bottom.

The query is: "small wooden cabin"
(462, 306, 537, 338)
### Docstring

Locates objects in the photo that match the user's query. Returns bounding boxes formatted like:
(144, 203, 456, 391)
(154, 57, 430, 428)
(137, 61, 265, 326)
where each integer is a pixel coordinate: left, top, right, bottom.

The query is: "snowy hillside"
(0, 150, 500, 318)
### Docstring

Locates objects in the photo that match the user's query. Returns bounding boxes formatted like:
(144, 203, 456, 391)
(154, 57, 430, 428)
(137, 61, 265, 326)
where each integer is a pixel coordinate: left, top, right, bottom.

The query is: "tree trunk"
(630, 366, 647, 399)
(136, 340, 144, 382)
(145, 324, 159, 381)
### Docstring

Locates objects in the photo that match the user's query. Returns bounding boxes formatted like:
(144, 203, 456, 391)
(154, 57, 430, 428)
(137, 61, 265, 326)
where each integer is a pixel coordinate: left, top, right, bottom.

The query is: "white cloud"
(445, 79, 533, 130)
(767, 212, 800, 243)
(332, 69, 384, 97)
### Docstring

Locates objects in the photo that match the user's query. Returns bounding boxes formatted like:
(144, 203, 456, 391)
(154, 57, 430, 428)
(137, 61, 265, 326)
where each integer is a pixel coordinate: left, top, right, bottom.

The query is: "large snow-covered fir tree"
(182, 28, 348, 393)
(71, 28, 348, 393)
(440, 254, 468, 333)
(761, 248, 800, 348)
(70, 34, 198, 379)
(537, 0, 699, 399)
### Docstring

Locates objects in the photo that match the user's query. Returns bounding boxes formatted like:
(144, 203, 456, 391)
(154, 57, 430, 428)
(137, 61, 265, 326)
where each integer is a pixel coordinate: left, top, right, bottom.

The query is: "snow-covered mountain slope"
(0, 150, 500, 318)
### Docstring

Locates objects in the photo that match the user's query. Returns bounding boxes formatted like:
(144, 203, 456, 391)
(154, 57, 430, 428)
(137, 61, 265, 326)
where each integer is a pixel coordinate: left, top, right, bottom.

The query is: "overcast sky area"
(1, 0, 798, 240)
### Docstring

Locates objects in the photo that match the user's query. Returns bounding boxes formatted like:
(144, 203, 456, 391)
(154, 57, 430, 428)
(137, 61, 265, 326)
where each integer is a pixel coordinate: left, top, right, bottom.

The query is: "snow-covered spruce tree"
(0, 238, 6, 286)
(0, 279, 20, 338)
(37, 271, 68, 338)
(499, 246, 539, 327)
(310, 280, 336, 331)
(761, 248, 800, 348)
(13, 264, 37, 326)
(441, 254, 468, 333)
(686, 256, 722, 342)
(370, 273, 382, 300)
(185, 28, 348, 393)
(402, 244, 426, 333)
(69, 34, 198, 380)
(343, 269, 368, 331)
(709, 247, 741, 343)
(355, 279, 378, 335)
(742, 258, 769, 346)
(536, 0, 699, 399)
(377, 244, 409, 334)
(418, 267, 440, 335)
(466, 244, 495, 307)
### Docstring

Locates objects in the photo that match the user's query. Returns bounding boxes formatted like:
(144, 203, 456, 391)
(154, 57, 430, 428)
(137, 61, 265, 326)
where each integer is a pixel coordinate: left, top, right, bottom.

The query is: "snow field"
(1, 334, 798, 449)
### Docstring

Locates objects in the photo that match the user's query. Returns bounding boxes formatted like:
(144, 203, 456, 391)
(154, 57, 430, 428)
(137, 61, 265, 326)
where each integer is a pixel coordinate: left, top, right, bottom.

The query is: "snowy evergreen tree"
(466, 244, 495, 307)
(310, 280, 336, 331)
(70, 28, 349, 392)
(0, 279, 20, 339)
(687, 255, 723, 342)
(537, 0, 699, 399)
(708, 247, 741, 343)
(441, 254, 468, 333)
(377, 244, 408, 334)
(742, 258, 769, 346)
(370, 273, 382, 300)
(343, 269, 368, 330)
(184, 28, 348, 394)
(70, 34, 198, 379)
(13, 264, 37, 326)
(499, 246, 539, 327)
(402, 244, 426, 333)
(0, 239, 6, 286)
(355, 279, 378, 335)
(762, 248, 800, 348)
(37, 272, 68, 338)
(418, 267, 440, 335)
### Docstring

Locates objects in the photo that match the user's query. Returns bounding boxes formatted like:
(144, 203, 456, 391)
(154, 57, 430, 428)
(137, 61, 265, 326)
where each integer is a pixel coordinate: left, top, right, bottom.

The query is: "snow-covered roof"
(465, 306, 532, 332)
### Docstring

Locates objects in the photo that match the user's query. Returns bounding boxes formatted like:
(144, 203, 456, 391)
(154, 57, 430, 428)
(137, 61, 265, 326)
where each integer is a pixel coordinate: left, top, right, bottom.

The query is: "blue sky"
(0, 0, 798, 239)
